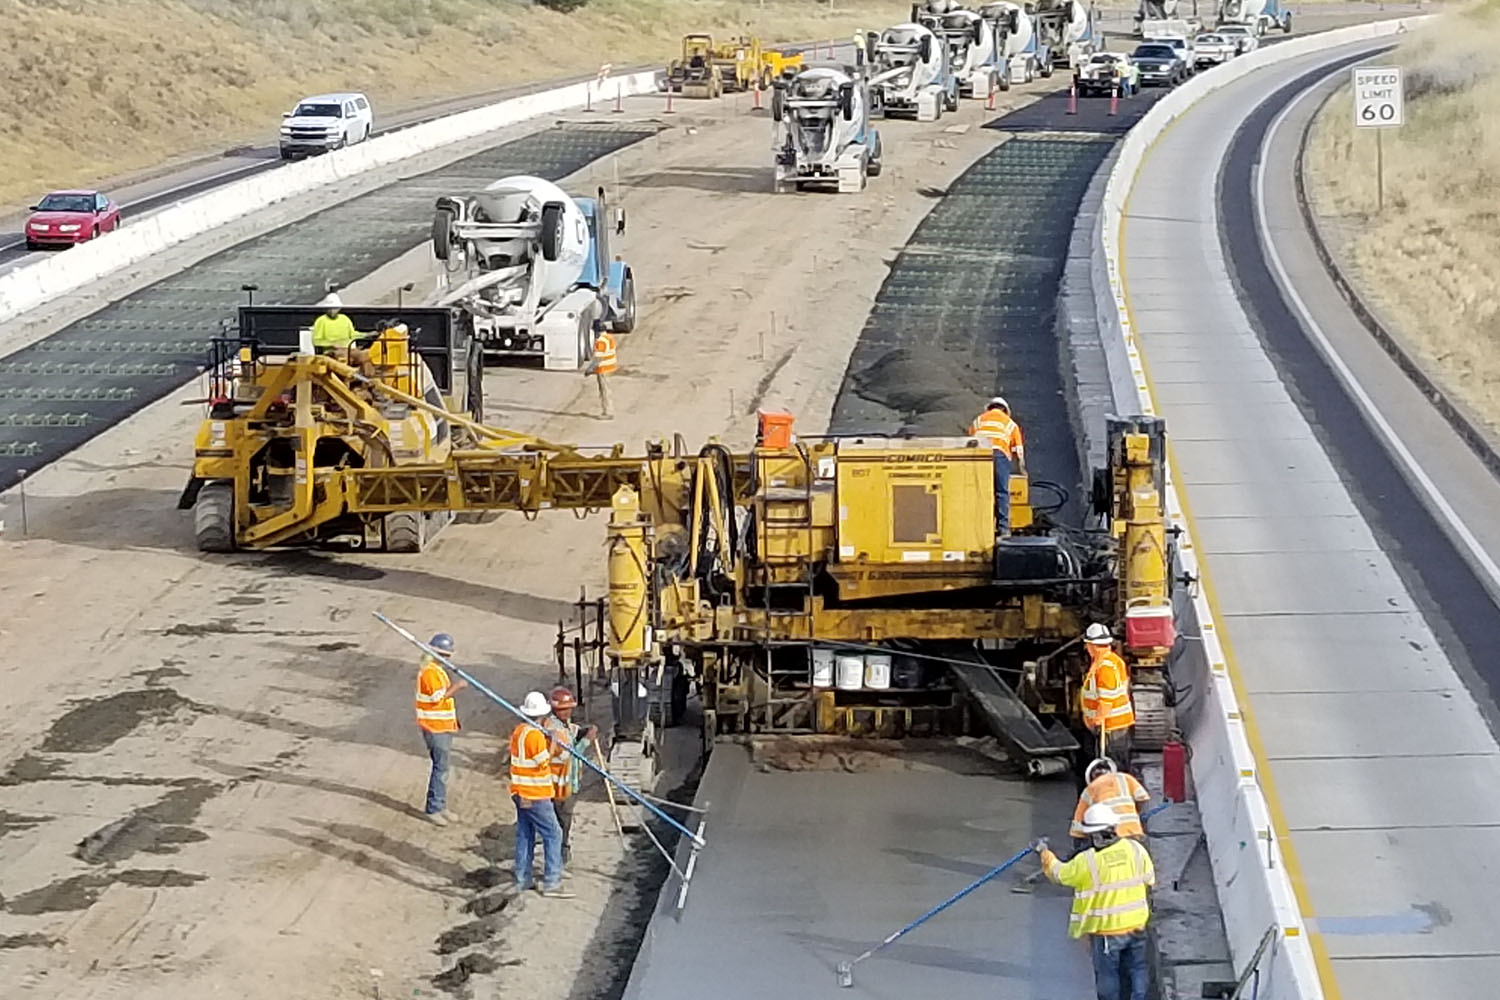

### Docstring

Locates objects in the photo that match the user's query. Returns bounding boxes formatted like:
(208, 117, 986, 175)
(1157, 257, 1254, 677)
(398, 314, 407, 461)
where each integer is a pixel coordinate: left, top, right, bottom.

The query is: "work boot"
(541, 887, 575, 899)
(426, 812, 450, 827)
(441, 809, 462, 823)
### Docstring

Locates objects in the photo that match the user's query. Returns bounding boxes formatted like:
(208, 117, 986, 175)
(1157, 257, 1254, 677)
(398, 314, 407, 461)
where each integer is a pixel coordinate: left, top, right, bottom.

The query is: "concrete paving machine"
(771, 65, 884, 193)
(181, 336, 1180, 769)
(914, 1, 1005, 99)
(866, 21, 960, 122)
(666, 34, 804, 96)
(431, 175, 636, 371)
(982, 1, 1053, 83)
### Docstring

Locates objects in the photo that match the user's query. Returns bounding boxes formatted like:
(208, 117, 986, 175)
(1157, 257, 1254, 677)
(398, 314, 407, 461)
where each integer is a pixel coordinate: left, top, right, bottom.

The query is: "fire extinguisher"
(1162, 738, 1188, 803)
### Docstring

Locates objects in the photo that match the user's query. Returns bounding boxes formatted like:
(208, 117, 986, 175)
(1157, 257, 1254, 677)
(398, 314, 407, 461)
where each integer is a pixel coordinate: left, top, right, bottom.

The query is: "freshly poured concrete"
(624, 743, 1091, 1000)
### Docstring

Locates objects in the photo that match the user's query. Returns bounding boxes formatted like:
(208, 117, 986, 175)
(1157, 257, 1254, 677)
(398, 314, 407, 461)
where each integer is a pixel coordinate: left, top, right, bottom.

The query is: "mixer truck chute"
(1217, 0, 1292, 35)
(432, 175, 636, 371)
(915, 3, 1003, 99)
(772, 66, 883, 194)
(868, 22, 960, 122)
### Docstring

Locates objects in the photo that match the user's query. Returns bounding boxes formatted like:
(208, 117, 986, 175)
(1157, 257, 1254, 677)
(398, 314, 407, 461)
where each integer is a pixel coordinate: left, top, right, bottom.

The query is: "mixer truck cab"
(916, 6, 1003, 99)
(432, 176, 636, 371)
(981, 1, 1052, 85)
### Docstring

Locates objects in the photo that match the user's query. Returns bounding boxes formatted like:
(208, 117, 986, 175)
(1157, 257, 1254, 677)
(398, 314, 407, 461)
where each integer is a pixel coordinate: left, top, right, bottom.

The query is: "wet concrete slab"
(623, 742, 1092, 1000)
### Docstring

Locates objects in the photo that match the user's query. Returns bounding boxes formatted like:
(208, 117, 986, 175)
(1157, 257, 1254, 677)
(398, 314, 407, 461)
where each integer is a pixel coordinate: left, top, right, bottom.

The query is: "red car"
(25, 190, 121, 250)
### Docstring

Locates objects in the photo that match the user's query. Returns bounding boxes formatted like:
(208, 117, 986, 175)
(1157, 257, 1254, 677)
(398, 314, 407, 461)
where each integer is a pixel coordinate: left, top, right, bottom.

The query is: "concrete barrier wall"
(1095, 17, 1435, 1000)
(0, 70, 658, 326)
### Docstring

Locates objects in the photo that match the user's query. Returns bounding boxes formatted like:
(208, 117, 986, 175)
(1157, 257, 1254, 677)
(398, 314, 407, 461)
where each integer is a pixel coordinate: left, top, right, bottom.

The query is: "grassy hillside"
(3, 0, 910, 209)
(1304, 3, 1500, 435)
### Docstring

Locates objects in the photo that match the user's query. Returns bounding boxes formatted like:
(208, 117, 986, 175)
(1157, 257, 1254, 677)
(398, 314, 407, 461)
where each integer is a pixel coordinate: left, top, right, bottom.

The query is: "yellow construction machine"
(666, 34, 804, 97)
(179, 308, 1177, 768)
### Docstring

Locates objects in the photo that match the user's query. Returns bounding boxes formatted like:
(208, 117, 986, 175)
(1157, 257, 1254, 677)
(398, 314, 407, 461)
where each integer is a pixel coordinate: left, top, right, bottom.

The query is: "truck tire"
(432, 206, 454, 261)
(540, 202, 565, 262)
(1040, 58, 1053, 79)
(1282, 12, 1293, 32)
(867, 133, 883, 177)
(614, 273, 637, 333)
(383, 512, 422, 553)
(195, 481, 235, 552)
(944, 87, 959, 112)
(998, 67, 1011, 92)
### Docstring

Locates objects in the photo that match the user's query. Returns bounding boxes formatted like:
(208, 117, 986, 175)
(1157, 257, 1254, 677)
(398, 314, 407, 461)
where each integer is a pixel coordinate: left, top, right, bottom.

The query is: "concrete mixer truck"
(866, 22, 960, 122)
(431, 176, 636, 371)
(1217, 0, 1292, 35)
(1134, 0, 1181, 36)
(772, 65, 884, 193)
(1032, 0, 1095, 70)
(981, 2, 1053, 85)
(914, 2, 1004, 99)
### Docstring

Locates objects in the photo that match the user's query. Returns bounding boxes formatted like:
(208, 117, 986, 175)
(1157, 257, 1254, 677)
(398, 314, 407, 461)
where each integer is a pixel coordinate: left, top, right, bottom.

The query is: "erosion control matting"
(0, 123, 657, 491)
(829, 136, 1111, 512)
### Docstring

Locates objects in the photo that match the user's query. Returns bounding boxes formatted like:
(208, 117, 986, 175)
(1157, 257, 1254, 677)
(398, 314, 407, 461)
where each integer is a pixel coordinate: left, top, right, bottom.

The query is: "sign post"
(1352, 65, 1404, 212)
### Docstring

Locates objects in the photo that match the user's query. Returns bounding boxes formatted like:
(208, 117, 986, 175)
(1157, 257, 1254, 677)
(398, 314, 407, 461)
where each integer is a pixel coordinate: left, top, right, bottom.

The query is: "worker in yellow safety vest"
(543, 686, 598, 871)
(311, 293, 360, 353)
(590, 327, 617, 419)
(1072, 756, 1150, 841)
(1036, 804, 1155, 1000)
(1081, 622, 1135, 769)
(510, 691, 572, 897)
(968, 396, 1025, 536)
(414, 633, 466, 826)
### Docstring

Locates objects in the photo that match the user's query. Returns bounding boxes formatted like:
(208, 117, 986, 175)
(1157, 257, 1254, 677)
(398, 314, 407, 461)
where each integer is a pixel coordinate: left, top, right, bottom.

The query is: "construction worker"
(311, 293, 359, 353)
(543, 686, 598, 869)
(1071, 757, 1149, 842)
(1035, 805, 1155, 1000)
(969, 396, 1025, 536)
(510, 691, 571, 897)
(414, 633, 466, 826)
(1081, 623, 1135, 770)
(589, 325, 617, 419)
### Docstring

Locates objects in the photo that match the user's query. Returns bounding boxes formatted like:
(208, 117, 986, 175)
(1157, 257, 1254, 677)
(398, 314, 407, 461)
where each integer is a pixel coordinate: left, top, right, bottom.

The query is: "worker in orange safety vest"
(543, 686, 598, 871)
(1081, 622, 1135, 770)
(511, 691, 571, 897)
(590, 327, 617, 419)
(1071, 756, 1150, 842)
(969, 396, 1026, 536)
(414, 633, 466, 826)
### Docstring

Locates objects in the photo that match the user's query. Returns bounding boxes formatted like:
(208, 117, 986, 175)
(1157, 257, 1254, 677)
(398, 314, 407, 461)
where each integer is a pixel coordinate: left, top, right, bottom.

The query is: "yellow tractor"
(666, 34, 804, 97)
(179, 315, 1178, 767)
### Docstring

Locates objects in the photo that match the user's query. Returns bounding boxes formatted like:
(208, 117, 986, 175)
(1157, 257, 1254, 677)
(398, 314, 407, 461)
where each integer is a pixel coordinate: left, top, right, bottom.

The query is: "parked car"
(279, 92, 373, 160)
(1216, 24, 1259, 54)
(24, 190, 121, 250)
(1131, 43, 1188, 87)
(1075, 53, 1139, 97)
(1193, 32, 1237, 67)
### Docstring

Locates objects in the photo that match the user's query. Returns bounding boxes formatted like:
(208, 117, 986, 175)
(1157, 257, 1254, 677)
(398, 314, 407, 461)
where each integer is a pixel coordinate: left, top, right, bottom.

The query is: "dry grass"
(1305, 1, 1500, 435)
(1, 0, 912, 210)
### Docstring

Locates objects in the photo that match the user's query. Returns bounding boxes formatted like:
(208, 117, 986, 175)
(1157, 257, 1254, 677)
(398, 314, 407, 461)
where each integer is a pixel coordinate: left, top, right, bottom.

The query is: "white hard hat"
(988, 396, 1009, 411)
(1085, 757, 1118, 782)
(320, 292, 343, 309)
(1079, 803, 1121, 833)
(520, 691, 551, 717)
(1085, 623, 1113, 645)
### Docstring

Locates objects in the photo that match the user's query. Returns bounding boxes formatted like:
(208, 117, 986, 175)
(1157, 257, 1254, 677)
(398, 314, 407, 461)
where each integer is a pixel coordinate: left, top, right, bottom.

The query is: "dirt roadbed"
(0, 84, 1030, 998)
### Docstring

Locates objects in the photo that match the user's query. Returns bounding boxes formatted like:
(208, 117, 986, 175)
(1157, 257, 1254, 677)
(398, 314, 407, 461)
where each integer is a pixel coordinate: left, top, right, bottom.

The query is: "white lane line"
(1257, 80, 1500, 599)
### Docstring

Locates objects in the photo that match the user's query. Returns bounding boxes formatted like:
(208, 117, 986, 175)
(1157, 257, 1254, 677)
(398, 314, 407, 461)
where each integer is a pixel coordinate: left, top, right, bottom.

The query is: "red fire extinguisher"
(1162, 739, 1188, 803)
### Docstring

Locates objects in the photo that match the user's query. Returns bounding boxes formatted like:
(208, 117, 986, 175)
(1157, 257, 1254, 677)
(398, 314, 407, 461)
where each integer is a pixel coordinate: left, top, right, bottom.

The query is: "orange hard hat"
(549, 686, 577, 710)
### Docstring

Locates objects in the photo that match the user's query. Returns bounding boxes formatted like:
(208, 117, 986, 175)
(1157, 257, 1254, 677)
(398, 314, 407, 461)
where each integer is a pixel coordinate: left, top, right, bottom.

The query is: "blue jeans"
(513, 795, 564, 890)
(422, 729, 452, 815)
(992, 451, 1012, 535)
(1091, 929, 1149, 1000)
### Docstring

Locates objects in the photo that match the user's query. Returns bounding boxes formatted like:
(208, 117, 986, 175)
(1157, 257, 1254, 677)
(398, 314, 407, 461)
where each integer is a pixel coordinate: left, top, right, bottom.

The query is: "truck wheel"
(945, 87, 959, 112)
(867, 134, 883, 177)
(615, 274, 637, 333)
(383, 512, 422, 553)
(195, 481, 235, 553)
(1040, 59, 1053, 79)
(998, 68, 1011, 92)
(540, 202, 565, 262)
(1283, 12, 1293, 32)
(432, 206, 454, 261)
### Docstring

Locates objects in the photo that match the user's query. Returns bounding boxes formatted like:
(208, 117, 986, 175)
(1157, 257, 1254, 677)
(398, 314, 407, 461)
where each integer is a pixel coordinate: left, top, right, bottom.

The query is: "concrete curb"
(0, 69, 658, 327)
(1096, 16, 1437, 1000)
(1293, 84, 1500, 486)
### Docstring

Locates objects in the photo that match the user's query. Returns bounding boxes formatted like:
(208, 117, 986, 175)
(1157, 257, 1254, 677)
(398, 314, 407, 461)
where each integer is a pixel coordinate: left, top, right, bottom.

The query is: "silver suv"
(279, 92, 373, 160)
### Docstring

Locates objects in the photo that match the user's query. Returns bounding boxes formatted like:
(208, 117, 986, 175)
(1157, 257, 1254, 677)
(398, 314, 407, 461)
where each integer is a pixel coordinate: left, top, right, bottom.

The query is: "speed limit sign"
(1353, 66, 1404, 128)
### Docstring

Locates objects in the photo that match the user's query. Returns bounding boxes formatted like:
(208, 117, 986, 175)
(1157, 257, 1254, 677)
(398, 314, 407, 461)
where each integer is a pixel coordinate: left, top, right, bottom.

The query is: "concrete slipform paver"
(1119, 39, 1500, 999)
(0, 84, 1041, 998)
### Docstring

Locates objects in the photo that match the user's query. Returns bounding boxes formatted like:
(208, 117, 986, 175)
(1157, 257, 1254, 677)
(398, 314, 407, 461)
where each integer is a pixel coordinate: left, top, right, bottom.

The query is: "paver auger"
(180, 319, 1178, 764)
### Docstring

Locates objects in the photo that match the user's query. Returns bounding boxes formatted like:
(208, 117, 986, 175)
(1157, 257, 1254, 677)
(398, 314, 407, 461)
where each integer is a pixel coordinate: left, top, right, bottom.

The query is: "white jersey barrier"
(1096, 15, 1434, 1000)
(0, 68, 657, 327)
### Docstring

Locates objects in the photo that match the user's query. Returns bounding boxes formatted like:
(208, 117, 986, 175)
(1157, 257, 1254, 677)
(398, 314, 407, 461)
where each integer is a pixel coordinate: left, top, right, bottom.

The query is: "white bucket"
(836, 654, 864, 690)
(812, 648, 835, 687)
(864, 653, 892, 690)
